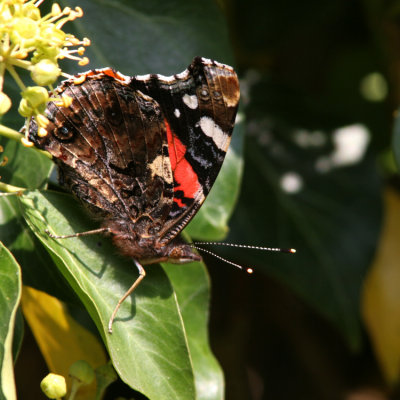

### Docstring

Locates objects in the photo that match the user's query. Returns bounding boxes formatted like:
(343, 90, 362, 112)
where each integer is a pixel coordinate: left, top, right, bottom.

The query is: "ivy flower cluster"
(0, 0, 90, 146)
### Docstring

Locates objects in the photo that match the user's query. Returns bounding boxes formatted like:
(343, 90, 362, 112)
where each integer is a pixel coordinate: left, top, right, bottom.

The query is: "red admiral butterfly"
(28, 57, 240, 332)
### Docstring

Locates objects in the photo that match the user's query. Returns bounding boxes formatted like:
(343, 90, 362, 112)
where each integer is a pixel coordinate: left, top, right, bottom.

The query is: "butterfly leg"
(45, 227, 110, 239)
(108, 258, 146, 334)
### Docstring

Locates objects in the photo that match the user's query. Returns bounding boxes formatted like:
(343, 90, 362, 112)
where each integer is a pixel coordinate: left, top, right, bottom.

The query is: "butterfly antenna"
(193, 241, 296, 254)
(191, 245, 254, 274)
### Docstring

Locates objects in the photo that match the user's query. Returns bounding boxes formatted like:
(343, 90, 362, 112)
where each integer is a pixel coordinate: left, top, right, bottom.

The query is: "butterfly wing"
(131, 57, 240, 243)
(28, 71, 175, 227)
(28, 57, 239, 246)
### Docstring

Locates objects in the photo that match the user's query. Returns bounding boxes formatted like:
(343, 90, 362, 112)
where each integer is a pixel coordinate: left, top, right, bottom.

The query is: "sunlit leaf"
(0, 242, 21, 400)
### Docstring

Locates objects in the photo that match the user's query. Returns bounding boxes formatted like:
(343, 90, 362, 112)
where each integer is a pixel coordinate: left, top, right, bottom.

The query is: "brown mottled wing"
(28, 72, 174, 225)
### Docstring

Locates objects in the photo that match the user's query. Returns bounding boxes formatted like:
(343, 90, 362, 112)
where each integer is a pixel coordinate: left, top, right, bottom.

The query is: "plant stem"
(6, 64, 26, 91)
(0, 62, 5, 92)
(0, 124, 22, 141)
(67, 380, 81, 400)
(7, 58, 31, 70)
(0, 182, 25, 193)
(0, 124, 53, 159)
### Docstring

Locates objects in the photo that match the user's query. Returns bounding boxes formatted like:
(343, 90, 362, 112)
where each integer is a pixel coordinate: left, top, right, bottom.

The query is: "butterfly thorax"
(104, 218, 201, 264)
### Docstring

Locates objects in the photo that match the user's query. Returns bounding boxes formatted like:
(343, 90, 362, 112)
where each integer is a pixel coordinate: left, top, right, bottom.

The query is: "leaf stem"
(7, 58, 32, 70)
(6, 64, 26, 91)
(0, 124, 53, 159)
(0, 124, 22, 141)
(0, 182, 26, 193)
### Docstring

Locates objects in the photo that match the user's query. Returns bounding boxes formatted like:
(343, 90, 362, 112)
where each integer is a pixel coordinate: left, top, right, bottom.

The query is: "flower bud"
(40, 25, 65, 47)
(69, 360, 95, 385)
(31, 60, 61, 86)
(18, 98, 33, 117)
(0, 92, 12, 115)
(40, 373, 67, 399)
(12, 18, 38, 40)
(51, 3, 62, 17)
(31, 47, 59, 65)
(22, 86, 49, 109)
(23, 4, 41, 21)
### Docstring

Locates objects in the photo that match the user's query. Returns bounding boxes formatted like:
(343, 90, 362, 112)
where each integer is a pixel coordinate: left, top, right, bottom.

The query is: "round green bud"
(40, 25, 66, 47)
(31, 60, 61, 86)
(12, 17, 38, 40)
(69, 360, 95, 385)
(31, 47, 59, 65)
(0, 92, 12, 115)
(18, 98, 33, 118)
(40, 373, 67, 399)
(22, 86, 49, 108)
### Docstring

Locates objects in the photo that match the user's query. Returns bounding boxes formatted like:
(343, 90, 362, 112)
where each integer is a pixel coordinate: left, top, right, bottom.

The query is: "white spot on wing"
(200, 57, 231, 69)
(182, 94, 198, 109)
(136, 74, 151, 81)
(176, 69, 189, 79)
(174, 109, 181, 118)
(156, 74, 175, 82)
(198, 116, 229, 151)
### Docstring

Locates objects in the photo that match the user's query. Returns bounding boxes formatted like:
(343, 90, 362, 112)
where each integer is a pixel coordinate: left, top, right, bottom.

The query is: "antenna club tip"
(290, 248, 296, 254)
(246, 268, 254, 274)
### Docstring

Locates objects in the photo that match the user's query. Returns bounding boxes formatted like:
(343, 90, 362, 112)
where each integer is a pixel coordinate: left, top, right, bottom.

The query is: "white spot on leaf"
(280, 172, 303, 194)
(315, 124, 370, 172)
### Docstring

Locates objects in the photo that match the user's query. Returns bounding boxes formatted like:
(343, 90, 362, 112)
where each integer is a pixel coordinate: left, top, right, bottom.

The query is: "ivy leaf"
(0, 242, 22, 400)
(19, 190, 223, 399)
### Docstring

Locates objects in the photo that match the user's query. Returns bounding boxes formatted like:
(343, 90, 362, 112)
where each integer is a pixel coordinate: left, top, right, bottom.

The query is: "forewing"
(131, 57, 240, 243)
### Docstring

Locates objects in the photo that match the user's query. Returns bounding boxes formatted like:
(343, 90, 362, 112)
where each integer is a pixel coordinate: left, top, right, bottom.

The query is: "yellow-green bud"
(40, 373, 67, 399)
(51, 3, 62, 16)
(18, 98, 33, 117)
(31, 47, 59, 65)
(22, 86, 49, 108)
(23, 4, 41, 20)
(12, 17, 38, 40)
(0, 92, 12, 115)
(31, 60, 61, 86)
(69, 360, 95, 385)
(40, 25, 66, 47)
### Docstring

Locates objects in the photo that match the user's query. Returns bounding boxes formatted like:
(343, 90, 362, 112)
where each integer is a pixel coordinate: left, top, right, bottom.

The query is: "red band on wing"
(165, 119, 200, 202)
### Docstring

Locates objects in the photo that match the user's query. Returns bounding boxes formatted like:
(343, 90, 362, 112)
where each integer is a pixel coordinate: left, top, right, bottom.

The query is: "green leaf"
(0, 137, 52, 190)
(19, 190, 222, 400)
(229, 130, 382, 350)
(0, 242, 22, 400)
(163, 252, 224, 400)
(63, 0, 236, 73)
(0, 137, 73, 302)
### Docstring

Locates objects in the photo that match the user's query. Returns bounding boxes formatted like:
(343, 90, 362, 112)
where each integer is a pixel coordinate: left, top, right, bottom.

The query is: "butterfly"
(28, 57, 240, 332)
